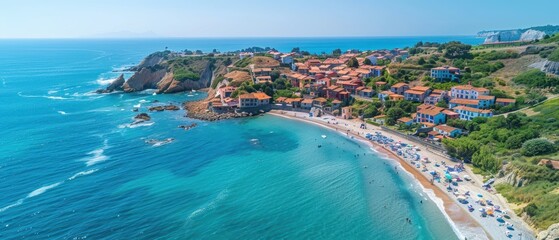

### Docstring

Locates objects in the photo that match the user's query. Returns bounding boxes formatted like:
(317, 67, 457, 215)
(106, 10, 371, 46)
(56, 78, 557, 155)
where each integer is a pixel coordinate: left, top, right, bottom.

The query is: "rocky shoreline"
(182, 100, 255, 121)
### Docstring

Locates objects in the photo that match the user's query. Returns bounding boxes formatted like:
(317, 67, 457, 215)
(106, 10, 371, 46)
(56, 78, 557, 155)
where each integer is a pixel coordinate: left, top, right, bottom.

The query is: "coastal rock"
(163, 105, 180, 111)
(530, 60, 559, 75)
(127, 51, 168, 71)
(538, 223, 559, 240)
(478, 29, 546, 43)
(134, 113, 151, 121)
(156, 62, 214, 93)
(122, 68, 167, 92)
(148, 106, 165, 112)
(496, 165, 529, 187)
(96, 74, 125, 93)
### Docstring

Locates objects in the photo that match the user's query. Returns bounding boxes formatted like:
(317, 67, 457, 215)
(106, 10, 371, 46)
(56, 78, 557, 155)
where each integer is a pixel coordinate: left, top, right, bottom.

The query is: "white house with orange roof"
(404, 86, 432, 102)
(450, 84, 490, 99)
(453, 106, 493, 121)
(238, 92, 271, 109)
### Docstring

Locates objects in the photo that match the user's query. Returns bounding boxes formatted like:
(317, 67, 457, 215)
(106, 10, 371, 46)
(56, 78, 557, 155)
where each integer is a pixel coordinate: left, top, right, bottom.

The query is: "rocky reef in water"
(96, 51, 231, 94)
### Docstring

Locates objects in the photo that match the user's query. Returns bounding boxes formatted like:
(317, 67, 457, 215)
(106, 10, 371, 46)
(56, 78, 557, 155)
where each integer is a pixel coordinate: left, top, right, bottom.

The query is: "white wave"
(118, 121, 154, 129)
(27, 182, 62, 198)
(47, 90, 58, 94)
(133, 104, 141, 108)
(188, 189, 229, 220)
(18, 92, 71, 100)
(57, 111, 67, 115)
(82, 140, 110, 166)
(0, 199, 24, 213)
(95, 77, 116, 86)
(139, 99, 149, 103)
(68, 169, 99, 180)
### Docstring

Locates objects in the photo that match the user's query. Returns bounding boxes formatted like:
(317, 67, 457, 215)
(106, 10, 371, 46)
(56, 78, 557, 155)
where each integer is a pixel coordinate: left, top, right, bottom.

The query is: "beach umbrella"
(477, 193, 483, 198)
(445, 173, 452, 180)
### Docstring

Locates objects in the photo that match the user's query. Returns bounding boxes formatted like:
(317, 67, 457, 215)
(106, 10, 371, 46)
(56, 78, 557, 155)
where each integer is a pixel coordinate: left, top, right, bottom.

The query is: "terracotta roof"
(391, 82, 409, 88)
(375, 81, 387, 85)
(314, 97, 327, 103)
(450, 98, 479, 105)
(442, 110, 459, 115)
(410, 86, 431, 92)
(453, 106, 492, 114)
(301, 98, 314, 104)
(239, 92, 271, 100)
(477, 95, 495, 100)
(398, 117, 413, 123)
(428, 131, 441, 136)
(435, 124, 460, 133)
(332, 99, 342, 104)
(405, 90, 426, 95)
(417, 105, 445, 116)
(538, 159, 559, 170)
(452, 85, 488, 92)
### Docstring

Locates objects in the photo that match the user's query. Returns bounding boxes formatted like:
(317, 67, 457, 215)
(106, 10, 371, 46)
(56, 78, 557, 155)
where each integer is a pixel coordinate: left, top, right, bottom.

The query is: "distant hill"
(477, 25, 559, 44)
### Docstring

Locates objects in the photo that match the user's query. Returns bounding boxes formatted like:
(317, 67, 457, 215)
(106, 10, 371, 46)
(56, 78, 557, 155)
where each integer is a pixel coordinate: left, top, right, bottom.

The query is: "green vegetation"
(473, 50, 519, 61)
(173, 67, 200, 81)
(347, 57, 359, 68)
(444, 98, 559, 229)
(547, 48, 559, 61)
(512, 69, 559, 89)
(234, 57, 252, 68)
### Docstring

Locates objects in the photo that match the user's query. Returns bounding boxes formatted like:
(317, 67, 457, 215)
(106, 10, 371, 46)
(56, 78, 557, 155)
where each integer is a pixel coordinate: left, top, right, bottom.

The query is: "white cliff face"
(480, 29, 546, 43)
(538, 223, 559, 240)
(520, 29, 547, 41)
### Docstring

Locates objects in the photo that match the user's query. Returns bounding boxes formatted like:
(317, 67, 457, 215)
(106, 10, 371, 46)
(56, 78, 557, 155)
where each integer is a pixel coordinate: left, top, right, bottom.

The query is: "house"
(434, 125, 462, 138)
(496, 98, 516, 106)
(389, 94, 404, 101)
(431, 66, 460, 81)
(373, 115, 387, 125)
(378, 90, 391, 102)
(301, 98, 314, 109)
(285, 98, 303, 108)
(453, 106, 493, 121)
(256, 76, 272, 83)
(414, 105, 446, 124)
(238, 92, 271, 108)
(253, 68, 272, 77)
(404, 86, 432, 102)
(331, 99, 342, 109)
(355, 86, 374, 98)
(218, 86, 237, 99)
(374, 81, 387, 88)
(280, 54, 293, 64)
(312, 97, 328, 108)
(239, 52, 254, 59)
(449, 98, 481, 109)
(538, 159, 559, 170)
(365, 55, 378, 65)
(424, 90, 447, 105)
(397, 117, 414, 126)
(326, 85, 350, 101)
(390, 82, 409, 95)
(450, 85, 490, 99)
(341, 106, 353, 119)
(370, 66, 385, 77)
(442, 110, 460, 121)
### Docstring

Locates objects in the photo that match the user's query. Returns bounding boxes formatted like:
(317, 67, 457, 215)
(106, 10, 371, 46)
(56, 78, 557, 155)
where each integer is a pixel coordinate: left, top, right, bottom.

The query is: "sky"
(0, 0, 557, 38)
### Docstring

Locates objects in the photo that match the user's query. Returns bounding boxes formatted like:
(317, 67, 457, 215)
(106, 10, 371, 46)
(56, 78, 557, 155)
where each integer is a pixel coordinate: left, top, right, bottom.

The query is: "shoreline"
(268, 110, 533, 240)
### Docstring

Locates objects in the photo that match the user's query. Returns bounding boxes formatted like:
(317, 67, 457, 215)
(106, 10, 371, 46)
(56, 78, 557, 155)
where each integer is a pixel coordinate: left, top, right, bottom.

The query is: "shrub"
(521, 138, 556, 156)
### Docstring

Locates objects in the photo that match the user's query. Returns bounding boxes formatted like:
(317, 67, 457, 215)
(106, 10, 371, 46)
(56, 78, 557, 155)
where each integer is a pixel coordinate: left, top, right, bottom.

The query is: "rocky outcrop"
(496, 166, 529, 187)
(134, 113, 151, 121)
(122, 68, 167, 92)
(530, 60, 559, 75)
(538, 223, 559, 240)
(148, 104, 180, 112)
(128, 51, 168, 71)
(95, 74, 125, 93)
(156, 63, 214, 93)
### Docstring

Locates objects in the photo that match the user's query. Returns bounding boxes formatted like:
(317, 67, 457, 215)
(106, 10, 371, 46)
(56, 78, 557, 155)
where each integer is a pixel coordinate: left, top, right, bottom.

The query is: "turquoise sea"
(0, 37, 479, 239)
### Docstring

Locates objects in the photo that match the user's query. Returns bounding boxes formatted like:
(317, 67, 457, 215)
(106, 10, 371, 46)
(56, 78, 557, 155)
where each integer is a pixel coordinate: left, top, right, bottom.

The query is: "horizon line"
(0, 34, 481, 40)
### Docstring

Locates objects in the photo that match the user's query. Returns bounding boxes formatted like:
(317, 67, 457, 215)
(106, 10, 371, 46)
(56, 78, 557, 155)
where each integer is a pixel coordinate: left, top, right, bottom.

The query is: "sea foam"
(68, 169, 99, 180)
(27, 182, 62, 198)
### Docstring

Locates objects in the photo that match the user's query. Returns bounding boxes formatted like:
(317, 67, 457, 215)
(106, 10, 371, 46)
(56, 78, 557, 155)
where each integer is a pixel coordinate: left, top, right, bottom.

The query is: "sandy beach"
(269, 110, 535, 240)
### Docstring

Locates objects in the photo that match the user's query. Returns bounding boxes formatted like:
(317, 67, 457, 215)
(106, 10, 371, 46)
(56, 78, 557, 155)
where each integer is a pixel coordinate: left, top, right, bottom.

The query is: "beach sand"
(269, 110, 535, 240)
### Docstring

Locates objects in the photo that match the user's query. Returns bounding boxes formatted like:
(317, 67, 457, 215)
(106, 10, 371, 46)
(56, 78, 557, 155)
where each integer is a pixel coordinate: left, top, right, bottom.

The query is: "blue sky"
(0, 0, 557, 38)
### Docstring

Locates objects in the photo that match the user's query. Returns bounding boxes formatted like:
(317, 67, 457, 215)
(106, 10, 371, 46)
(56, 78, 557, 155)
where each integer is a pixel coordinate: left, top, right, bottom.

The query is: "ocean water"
(0, 38, 464, 239)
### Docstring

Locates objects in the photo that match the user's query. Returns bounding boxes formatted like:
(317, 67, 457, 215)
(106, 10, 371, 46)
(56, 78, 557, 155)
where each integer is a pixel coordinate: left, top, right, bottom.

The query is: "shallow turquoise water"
(0, 39, 461, 239)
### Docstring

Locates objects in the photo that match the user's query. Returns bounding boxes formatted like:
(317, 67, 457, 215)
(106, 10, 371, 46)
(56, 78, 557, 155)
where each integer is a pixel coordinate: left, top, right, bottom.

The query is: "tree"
(386, 107, 405, 123)
(443, 41, 472, 59)
(332, 48, 342, 56)
(443, 138, 479, 162)
(521, 138, 556, 156)
(418, 57, 426, 65)
(363, 105, 379, 118)
(436, 99, 448, 108)
(363, 58, 373, 65)
(291, 47, 300, 53)
(347, 57, 359, 68)
(270, 70, 281, 81)
(301, 51, 310, 56)
(472, 146, 502, 173)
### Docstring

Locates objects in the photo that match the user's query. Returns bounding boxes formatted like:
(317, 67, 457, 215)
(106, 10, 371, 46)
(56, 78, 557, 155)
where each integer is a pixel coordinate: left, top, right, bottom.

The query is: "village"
(208, 47, 518, 143)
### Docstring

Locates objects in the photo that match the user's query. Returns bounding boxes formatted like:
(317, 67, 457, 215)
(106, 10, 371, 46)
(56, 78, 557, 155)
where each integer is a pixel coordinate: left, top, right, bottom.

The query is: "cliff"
(538, 223, 559, 240)
(530, 60, 559, 75)
(97, 51, 232, 94)
(477, 25, 559, 43)
(96, 74, 125, 93)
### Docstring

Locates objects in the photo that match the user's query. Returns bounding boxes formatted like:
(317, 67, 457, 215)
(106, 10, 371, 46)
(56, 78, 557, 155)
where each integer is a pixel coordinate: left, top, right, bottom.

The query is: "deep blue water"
(0, 38, 466, 239)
